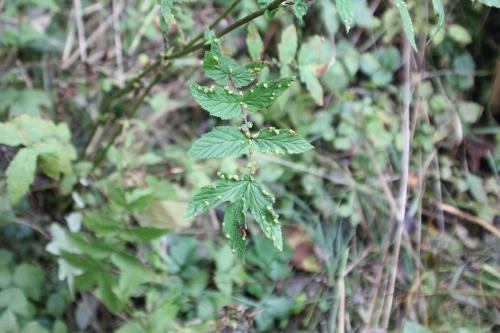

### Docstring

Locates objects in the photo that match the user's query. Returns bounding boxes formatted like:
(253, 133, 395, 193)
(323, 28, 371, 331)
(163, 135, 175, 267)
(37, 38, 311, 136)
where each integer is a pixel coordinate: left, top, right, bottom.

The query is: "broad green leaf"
(13, 263, 44, 300)
(0, 288, 33, 316)
(448, 24, 472, 45)
(298, 36, 331, 105)
(477, 0, 500, 8)
(402, 320, 434, 333)
(243, 78, 293, 112)
(336, 0, 354, 32)
(278, 25, 298, 64)
(431, 0, 445, 29)
(393, 0, 417, 50)
(294, 0, 309, 21)
(0, 123, 24, 146)
(0, 310, 18, 333)
(6, 148, 38, 203)
(252, 128, 313, 154)
(190, 84, 243, 119)
(0, 89, 50, 117)
(223, 200, 246, 258)
(299, 67, 324, 105)
(21, 322, 50, 333)
(186, 178, 249, 217)
(246, 24, 264, 61)
(244, 181, 282, 251)
(202, 50, 256, 88)
(189, 126, 249, 159)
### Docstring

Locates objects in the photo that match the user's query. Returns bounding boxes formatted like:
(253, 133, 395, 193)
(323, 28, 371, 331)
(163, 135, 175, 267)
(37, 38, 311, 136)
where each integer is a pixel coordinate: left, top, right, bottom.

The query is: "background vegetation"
(0, 0, 499, 332)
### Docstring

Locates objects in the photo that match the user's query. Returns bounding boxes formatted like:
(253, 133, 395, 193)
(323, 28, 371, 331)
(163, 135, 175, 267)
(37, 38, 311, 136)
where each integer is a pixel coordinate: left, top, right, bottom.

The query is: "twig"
(112, 0, 125, 85)
(382, 37, 413, 329)
(73, 0, 87, 62)
(434, 202, 500, 238)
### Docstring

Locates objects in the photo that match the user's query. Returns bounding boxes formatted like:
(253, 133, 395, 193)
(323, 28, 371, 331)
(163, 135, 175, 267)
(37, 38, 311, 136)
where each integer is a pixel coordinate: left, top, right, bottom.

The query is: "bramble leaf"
(394, 0, 417, 50)
(246, 24, 264, 61)
(188, 126, 249, 159)
(203, 50, 256, 88)
(243, 78, 293, 112)
(294, 0, 309, 21)
(278, 25, 298, 64)
(6, 148, 38, 203)
(298, 36, 330, 105)
(223, 200, 246, 259)
(190, 84, 243, 119)
(0, 123, 24, 146)
(252, 128, 313, 154)
(336, 0, 354, 32)
(186, 178, 249, 217)
(244, 181, 282, 251)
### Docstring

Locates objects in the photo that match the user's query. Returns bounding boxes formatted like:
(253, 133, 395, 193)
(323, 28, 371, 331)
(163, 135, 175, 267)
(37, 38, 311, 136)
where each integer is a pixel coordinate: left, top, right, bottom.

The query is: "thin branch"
(382, 37, 413, 330)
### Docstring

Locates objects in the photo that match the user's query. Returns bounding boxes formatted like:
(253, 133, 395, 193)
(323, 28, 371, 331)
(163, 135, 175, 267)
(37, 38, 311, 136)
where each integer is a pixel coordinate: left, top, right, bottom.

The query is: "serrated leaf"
(394, 0, 417, 50)
(243, 78, 293, 112)
(477, 0, 500, 8)
(278, 25, 298, 64)
(252, 128, 313, 154)
(189, 126, 249, 159)
(223, 200, 246, 259)
(244, 181, 282, 251)
(431, 0, 445, 29)
(246, 24, 264, 61)
(203, 50, 256, 88)
(190, 84, 243, 119)
(336, 0, 354, 32)
(299, 66, 324, 105)
(186, 179, 249, 217)
(6, 148, 38, 203)
(294, 0, 309, 21)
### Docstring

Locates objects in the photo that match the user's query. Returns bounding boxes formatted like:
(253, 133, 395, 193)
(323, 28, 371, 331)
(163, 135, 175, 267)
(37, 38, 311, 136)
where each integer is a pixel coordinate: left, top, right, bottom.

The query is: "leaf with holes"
(243, 78, 293, 112)
(6, 148, 38, 203)
(186, 178, 249, 218)
(252, 128, 313, 154)
(223, 200, 246, 259)
(188, 126, 249, 159)
(394, 0, 417, 50)
(190, 84, 243, 119)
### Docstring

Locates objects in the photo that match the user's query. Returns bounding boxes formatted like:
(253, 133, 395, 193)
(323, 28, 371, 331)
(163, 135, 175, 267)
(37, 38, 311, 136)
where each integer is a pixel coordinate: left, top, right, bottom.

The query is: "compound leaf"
(252, 128, 313, 154)
(186, 179, 249, 218)
(223, 200, 246, 259)
(6, 148, 38, 203)
(188, 126, 249, 159)
(243, 78, 293, 112)
(190, 84, 243, 119)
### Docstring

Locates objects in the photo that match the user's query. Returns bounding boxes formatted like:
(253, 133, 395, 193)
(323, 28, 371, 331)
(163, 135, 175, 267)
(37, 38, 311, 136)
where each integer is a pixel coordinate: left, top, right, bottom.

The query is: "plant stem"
(83, 0, 286, 161)
(91, 73, 164, 170)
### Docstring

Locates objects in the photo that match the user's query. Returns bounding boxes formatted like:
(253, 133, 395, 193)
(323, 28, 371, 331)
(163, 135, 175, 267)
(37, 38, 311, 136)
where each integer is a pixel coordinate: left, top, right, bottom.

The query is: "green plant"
(186, 41, 313, 257)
